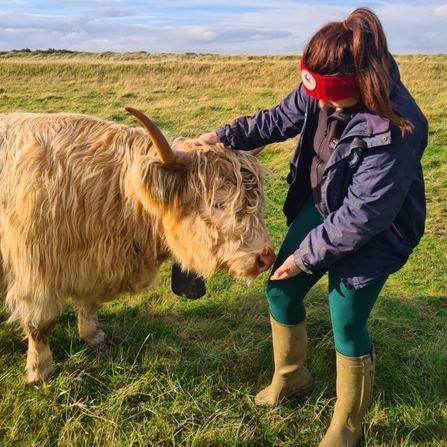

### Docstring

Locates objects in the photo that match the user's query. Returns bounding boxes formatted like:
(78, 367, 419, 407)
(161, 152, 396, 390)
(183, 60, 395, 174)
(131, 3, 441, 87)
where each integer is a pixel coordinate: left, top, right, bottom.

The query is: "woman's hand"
(270, 255, 302, 280)
(193, 132, 219, 145)
(193, 132, 265, 156)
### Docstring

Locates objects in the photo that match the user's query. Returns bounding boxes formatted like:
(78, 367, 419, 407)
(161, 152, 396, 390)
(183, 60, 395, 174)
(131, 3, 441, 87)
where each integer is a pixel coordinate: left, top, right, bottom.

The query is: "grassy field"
(0, 50, 446, 447)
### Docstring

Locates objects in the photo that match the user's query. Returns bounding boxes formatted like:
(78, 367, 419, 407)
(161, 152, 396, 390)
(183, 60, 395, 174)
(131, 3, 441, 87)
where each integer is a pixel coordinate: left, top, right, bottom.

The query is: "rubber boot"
(255, 315, 314, 406)
(319, 348, 375, 447)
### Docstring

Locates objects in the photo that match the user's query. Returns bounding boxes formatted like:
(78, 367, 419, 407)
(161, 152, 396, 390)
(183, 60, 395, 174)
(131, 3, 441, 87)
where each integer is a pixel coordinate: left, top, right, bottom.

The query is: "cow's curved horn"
(125, 107, 175, 164)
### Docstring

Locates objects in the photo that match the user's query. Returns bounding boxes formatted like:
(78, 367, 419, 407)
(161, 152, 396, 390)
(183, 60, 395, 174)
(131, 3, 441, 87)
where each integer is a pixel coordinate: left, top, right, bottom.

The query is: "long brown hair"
(302, 7, 413, 134)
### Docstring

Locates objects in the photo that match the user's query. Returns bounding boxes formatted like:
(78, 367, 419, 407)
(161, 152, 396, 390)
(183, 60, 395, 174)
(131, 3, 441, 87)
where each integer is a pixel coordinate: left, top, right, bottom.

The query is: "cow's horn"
(125, 107, 175, 164)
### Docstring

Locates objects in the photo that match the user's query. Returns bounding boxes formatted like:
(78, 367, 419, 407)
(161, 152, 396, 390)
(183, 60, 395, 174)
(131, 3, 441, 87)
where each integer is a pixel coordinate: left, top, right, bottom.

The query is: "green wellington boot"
(255, 315, 314, 406)
(319, 348, 375, 447)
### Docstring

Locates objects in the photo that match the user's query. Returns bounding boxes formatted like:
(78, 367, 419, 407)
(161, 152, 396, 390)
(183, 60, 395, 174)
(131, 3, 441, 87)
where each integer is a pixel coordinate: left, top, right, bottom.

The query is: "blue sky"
(1, 1, 446, 54)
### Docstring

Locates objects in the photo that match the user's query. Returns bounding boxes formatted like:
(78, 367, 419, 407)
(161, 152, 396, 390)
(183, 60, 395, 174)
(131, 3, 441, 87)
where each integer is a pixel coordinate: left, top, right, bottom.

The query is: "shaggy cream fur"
(0, 111, 274, 385)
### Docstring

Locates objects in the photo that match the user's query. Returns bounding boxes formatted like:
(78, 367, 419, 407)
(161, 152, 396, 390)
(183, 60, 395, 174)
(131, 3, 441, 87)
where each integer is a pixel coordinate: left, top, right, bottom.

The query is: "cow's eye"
(213, 202, 225, 210)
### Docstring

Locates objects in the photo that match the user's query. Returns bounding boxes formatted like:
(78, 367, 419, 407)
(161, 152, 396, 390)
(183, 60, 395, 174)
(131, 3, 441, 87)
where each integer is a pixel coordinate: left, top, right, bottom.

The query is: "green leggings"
(266, 197, 388, 357)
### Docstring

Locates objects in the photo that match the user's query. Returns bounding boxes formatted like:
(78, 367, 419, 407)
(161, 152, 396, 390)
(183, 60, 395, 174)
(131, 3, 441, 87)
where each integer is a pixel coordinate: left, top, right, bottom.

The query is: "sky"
(0, 1, 447, 55)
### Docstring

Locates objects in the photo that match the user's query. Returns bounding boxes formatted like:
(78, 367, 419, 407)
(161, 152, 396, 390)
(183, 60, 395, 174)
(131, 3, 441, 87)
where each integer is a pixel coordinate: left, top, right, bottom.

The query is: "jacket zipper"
(315, 128, 328, 214)
(317, 128, 328, 157)
(391, 223, 405, 243)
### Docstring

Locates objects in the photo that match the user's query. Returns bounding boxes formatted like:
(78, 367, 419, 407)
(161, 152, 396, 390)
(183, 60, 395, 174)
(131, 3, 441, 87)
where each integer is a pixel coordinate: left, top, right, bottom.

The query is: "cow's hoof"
(84, 330, 116, 352)
(25, 364, 55, 388)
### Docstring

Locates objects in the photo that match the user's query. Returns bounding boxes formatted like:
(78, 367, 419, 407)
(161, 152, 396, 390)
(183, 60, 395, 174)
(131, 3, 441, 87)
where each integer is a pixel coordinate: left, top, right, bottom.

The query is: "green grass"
(0, 51, 446, 446)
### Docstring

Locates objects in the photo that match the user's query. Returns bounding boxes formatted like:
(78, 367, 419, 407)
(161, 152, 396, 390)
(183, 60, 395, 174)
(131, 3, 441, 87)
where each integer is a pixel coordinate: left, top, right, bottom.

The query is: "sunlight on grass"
(0, 51, 446, 447)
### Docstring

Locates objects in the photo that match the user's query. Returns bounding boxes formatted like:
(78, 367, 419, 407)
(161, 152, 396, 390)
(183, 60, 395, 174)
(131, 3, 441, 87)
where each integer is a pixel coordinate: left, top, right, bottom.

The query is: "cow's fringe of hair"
(142, 138, 273, 279)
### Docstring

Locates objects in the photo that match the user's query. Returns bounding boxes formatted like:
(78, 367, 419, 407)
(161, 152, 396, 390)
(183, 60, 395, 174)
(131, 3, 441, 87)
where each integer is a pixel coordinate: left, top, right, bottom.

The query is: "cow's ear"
(130, 155, 188, 211)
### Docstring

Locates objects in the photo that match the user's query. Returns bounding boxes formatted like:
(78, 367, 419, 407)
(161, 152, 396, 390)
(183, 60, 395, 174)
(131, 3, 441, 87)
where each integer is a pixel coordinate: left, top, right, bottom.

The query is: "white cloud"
(0, 2, 447, 54)
(434, 4, 447, 18)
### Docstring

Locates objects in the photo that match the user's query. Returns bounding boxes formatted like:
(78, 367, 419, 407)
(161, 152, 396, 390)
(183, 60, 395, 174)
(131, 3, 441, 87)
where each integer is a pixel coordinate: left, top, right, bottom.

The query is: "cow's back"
(0, 113, 163, 324)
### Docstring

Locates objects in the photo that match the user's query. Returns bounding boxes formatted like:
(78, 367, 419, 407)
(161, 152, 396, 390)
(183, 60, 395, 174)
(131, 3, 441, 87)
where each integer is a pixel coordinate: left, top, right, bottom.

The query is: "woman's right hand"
(193, 132, 265, 156)
(193, 131, 219, 145)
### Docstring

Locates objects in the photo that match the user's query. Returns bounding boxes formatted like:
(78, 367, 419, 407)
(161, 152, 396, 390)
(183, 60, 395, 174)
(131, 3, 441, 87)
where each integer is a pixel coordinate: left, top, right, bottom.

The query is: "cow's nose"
(256, 248, 275, 273)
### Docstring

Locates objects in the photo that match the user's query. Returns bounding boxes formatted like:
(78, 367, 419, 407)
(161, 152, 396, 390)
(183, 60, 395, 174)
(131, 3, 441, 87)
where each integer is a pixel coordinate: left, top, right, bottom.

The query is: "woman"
(196, 8, 428, 446)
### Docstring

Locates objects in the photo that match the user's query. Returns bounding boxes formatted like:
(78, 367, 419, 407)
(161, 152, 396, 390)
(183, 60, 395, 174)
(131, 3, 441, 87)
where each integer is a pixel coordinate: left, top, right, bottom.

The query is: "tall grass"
(0, 51, 446, 446)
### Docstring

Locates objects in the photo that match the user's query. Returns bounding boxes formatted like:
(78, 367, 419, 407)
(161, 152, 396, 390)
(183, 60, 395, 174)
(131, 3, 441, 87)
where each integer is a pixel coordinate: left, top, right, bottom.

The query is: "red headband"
(300, 59, 360, 101)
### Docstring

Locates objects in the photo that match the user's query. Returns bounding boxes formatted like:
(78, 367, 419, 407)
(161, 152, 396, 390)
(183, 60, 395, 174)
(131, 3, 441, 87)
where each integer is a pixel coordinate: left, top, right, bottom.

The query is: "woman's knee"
(265, 279, 306, 324)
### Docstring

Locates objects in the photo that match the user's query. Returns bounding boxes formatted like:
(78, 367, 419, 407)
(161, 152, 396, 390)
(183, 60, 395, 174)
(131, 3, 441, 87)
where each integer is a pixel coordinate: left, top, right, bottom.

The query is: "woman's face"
(318, 95, 360, 110)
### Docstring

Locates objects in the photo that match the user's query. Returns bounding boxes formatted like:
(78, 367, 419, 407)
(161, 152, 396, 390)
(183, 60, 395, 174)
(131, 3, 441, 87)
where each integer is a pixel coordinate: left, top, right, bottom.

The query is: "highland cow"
(0, 108, 275, 385)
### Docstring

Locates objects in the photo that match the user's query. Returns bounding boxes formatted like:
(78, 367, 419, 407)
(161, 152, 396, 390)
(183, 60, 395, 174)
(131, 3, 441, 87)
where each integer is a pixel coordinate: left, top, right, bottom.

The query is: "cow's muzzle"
(256, 247, 275, 274)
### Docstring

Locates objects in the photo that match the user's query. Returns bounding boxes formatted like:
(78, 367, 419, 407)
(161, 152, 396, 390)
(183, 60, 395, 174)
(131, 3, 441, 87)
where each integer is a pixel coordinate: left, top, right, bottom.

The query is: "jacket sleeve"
(216, 85, 308, 150)
(293, 123, 427, 273)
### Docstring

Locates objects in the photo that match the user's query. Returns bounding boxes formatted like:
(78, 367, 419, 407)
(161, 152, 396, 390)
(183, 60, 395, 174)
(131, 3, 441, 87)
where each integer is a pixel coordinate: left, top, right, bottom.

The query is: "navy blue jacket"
(216, 57, 428, 290)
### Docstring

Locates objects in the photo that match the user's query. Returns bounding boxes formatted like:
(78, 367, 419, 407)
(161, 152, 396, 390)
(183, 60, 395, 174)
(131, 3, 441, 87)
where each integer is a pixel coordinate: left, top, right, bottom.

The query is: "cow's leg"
(76, 301, 114, 350)
(25, 319, 56, 386)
